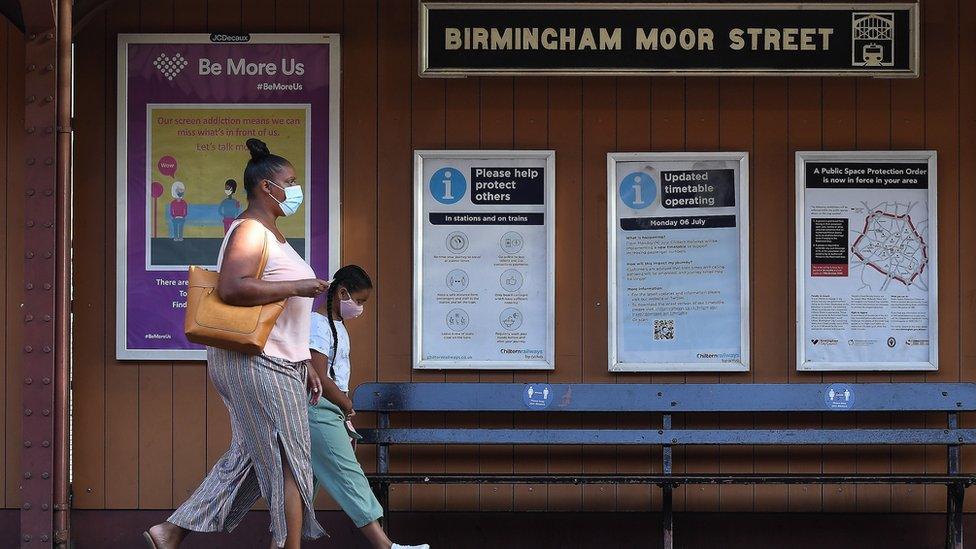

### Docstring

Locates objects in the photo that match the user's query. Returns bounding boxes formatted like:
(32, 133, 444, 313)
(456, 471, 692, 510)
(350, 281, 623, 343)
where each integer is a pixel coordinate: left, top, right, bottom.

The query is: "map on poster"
(414, 151, 555, 370)
(608, 152, 750, 372)
(797, 151, 938, 371)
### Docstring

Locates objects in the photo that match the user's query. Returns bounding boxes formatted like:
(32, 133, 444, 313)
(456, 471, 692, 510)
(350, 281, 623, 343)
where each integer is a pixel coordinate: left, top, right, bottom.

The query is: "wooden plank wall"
(2, 17, 26, 509)
(0, 0, 971, 514)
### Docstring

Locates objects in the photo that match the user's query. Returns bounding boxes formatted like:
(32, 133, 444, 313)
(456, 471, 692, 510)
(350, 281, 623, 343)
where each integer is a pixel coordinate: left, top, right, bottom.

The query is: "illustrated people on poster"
(218, 178, 242, 233)
(169, 181, 188, 241)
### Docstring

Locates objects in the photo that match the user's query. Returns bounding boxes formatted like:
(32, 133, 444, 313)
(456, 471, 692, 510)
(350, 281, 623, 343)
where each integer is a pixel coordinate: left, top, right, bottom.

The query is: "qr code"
(654, 319, 675, 341)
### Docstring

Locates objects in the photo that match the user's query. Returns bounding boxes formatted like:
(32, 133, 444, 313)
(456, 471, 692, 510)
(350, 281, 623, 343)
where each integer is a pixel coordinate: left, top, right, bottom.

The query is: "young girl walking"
(306, 265, 430, 549)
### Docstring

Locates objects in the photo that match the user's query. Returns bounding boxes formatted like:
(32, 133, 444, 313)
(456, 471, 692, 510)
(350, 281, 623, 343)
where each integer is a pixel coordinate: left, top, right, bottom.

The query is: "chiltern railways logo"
(153, 52, 189, 81)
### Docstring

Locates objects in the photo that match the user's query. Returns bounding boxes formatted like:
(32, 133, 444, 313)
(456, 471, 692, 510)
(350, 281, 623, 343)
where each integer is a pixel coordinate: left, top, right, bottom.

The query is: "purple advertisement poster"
(116, 34, 341, 360)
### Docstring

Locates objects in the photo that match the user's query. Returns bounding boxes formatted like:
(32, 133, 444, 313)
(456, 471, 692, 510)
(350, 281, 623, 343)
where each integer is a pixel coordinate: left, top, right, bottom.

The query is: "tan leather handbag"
(184, 224, 285, 354)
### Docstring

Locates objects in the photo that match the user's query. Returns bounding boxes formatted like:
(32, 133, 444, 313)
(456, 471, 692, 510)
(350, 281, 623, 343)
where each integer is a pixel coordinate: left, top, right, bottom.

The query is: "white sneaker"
(392, 544, 430, 549)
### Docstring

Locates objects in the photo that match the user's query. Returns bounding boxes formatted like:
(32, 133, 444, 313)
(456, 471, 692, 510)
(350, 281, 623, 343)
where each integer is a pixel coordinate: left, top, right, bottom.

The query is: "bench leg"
(662, 484, 674, 549)
(946, 482, 964, 549)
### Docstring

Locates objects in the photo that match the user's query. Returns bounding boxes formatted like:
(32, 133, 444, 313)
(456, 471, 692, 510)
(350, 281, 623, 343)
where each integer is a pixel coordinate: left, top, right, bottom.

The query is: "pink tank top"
(218, 219, 316, 362)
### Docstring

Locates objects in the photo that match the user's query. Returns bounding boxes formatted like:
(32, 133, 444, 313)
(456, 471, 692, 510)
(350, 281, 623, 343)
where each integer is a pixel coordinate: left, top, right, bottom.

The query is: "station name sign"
(420, 3, 918, 77)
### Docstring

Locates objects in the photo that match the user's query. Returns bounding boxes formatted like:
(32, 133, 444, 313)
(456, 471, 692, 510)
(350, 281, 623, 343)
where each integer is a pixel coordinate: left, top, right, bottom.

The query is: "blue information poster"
(608, 152, 750, 372)
(414, 150, 556, 370)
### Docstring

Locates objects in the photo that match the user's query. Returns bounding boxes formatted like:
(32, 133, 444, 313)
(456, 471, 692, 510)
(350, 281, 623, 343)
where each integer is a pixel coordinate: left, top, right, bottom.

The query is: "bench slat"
(359, 428, 976, 445)
(364, 473, 975, 486)
(352, 383, 976, 412)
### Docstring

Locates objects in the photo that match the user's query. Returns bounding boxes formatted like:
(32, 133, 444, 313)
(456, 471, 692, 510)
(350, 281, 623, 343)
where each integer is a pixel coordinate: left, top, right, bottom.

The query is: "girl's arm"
(309, 349, 354, 415)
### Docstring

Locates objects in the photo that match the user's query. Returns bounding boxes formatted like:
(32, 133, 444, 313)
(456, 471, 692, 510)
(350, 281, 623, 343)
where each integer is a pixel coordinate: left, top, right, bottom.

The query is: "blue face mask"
(267, 180, 304, 217)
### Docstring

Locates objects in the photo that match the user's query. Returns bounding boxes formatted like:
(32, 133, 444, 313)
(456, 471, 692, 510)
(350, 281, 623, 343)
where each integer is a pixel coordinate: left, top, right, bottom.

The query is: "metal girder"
(20, 9, 62, 548)
(18, 0, 54, 32)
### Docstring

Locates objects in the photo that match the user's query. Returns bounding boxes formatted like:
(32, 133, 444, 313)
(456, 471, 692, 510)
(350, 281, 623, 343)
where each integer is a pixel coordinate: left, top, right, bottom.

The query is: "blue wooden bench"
(352, 382, 976, 549)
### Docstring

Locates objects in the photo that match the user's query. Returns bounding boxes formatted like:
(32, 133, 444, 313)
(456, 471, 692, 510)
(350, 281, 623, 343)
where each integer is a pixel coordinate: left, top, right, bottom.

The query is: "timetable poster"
(608, 152, 750, 372)
(116, 34, 341, 360)
(796, 151, 938, 371)
(414, 151, 555, 370)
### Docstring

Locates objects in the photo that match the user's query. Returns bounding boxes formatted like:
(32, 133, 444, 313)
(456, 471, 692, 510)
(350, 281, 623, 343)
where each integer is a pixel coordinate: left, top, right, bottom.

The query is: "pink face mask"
(339, 291, 364, 320)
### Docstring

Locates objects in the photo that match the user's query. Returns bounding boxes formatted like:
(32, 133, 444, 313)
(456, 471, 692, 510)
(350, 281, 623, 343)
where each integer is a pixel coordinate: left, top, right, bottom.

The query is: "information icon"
(499, 269, 524, 292)
(446, 231, 469, 254)
(446, 269, 469, 292)
(499, 307, 523, 331)
(499, 231, 524, 254)
(446, 308, 470, 331)
(430, 167, 466, 205)
(619, 171, 657, 210)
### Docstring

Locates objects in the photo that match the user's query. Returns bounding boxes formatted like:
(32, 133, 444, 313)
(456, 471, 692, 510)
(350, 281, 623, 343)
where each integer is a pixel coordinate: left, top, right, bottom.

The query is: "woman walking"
(306, 265, 430, 549)
(145, 138, 328, 549)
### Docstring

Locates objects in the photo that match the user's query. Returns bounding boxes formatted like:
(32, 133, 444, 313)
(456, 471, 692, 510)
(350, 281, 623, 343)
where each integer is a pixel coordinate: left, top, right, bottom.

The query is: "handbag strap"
(253, 220, 271, 280)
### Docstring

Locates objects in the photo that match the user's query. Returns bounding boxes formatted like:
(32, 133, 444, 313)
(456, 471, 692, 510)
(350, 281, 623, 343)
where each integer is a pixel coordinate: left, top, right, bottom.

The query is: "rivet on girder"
(43, 283, 52, 290)
(43, 346, 52, 354)
(27, 126, 36, 134)
(26, 251, 35, 258)
(41, 535, 50, 542)
(25, 377, 33, 385)
(44, 95, 54, 103)
(26, 188, 35, 197)
(44, 251, 53, 259)
(27, 219, 36, 227)
(43, 315, 51, 322)
(41, 504, 49, 511)
(44, 64, 54, 72)
(41, 472, 50, 479)
(44, 188, 54, 196)
(24, 345, 33, 353)
(24, 441, 32, 448)
(42, 441, 50, 448)
(23, 534, 31, 542)
(25, 283, 34, 290)
(46, 33, 54, 41)
(25, 314, 34, 322)
(24, 472, 32, 479)
(28, 33, 36, 40)
(42, 378, 51, 385)
(42, 409, 50, 416)
(26, 158, 36, 165)
(44, 126, 53, 134)
(44, 158, 54, 166)
(27, 64, 36, 71)
(27, 95, 36, 103)
(24, 409, 33, 416)
(45, 221, 54, 228)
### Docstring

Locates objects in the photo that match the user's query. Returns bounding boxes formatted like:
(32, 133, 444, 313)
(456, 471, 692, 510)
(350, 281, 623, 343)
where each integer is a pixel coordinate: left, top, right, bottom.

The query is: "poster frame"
(115, 33, 342, 360)
(413, 149, 556, 370)
(607, 151, 750, 373)
(795, 150, 938, 371)
(419, 2, 920, 78)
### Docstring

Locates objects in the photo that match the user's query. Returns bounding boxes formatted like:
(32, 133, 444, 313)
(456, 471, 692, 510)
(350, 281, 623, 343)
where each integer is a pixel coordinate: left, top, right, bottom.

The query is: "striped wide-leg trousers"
(168, 347, 326, 547)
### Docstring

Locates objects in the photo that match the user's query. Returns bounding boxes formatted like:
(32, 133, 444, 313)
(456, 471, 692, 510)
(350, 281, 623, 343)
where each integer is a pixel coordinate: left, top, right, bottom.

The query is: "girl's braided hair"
(324, 265, 372, 377)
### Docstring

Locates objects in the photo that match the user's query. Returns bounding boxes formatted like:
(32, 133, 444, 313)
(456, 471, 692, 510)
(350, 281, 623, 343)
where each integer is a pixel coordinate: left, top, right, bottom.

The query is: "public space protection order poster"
(116, 34, 340, 360)
(608, 152, 750, 372)
(414, 151, 555, 370)
(796, 151, 938, 371)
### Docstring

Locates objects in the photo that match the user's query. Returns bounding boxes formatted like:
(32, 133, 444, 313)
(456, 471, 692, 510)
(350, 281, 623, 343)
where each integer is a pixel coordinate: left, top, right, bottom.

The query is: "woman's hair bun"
(246, 138, 271, 161)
